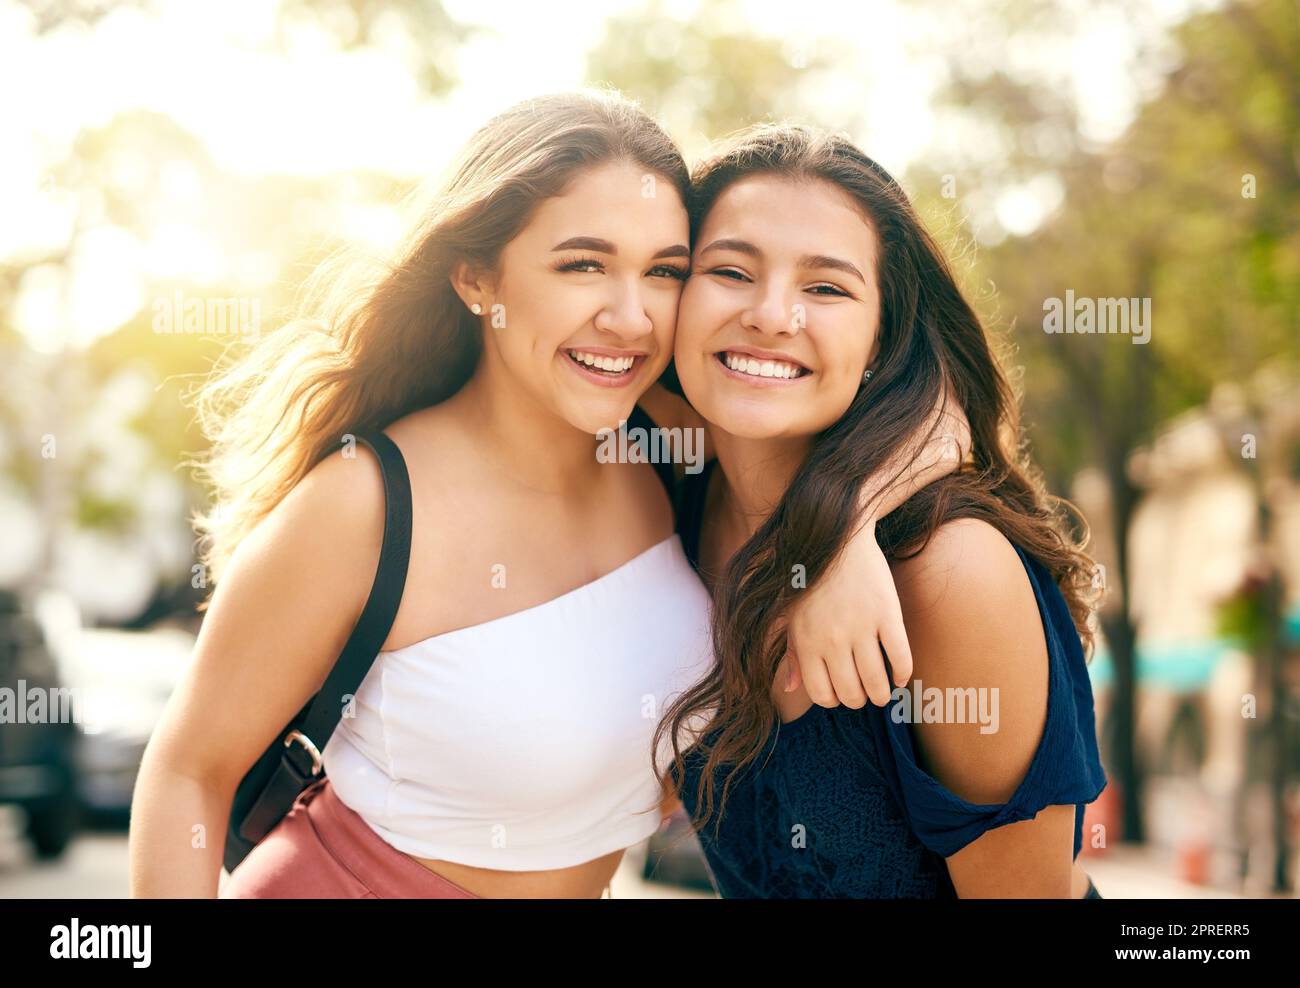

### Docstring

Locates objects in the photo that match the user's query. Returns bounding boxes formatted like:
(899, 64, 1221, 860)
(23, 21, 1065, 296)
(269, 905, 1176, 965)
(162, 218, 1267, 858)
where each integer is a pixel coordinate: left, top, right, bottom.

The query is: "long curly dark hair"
(653, 123, 1099, 839)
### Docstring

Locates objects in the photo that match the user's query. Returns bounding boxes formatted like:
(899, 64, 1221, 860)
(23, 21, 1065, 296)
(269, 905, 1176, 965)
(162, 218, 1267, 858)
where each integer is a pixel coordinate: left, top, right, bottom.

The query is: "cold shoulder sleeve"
(863, 544, 1108, 859)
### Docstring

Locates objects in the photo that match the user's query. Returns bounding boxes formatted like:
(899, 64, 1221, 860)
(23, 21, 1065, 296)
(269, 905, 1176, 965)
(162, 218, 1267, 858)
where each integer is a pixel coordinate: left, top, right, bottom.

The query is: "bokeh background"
(1, 0, 1297, 899)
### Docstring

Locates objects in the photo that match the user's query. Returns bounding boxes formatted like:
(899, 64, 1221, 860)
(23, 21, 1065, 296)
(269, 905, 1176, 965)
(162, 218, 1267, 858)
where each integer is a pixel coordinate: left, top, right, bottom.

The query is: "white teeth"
(723, 352, 802, 379)
(568, 350, 635, 373)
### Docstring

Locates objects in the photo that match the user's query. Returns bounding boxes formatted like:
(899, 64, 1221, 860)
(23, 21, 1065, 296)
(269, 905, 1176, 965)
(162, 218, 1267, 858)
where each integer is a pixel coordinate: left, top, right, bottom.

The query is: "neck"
(709, 429, 811, 538)
(450, 354, 606, 496)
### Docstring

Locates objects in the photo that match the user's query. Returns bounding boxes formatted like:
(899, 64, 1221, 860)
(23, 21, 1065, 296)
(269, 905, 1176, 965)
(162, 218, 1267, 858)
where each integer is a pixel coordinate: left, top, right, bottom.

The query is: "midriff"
(405, 847, 626, 898)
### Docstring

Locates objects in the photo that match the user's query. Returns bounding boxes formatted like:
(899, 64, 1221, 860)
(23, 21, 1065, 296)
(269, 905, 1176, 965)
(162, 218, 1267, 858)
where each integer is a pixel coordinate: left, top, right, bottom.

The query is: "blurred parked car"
(2, 586, 196, 864)
(54, 623, 195, 822)
(0, 590, 82, 859)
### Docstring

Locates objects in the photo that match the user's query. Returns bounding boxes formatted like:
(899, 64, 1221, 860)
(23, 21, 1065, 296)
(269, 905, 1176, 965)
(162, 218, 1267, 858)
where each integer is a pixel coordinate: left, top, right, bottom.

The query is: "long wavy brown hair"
(653, 124, 1100, 839)
(185, 90, 689, 599)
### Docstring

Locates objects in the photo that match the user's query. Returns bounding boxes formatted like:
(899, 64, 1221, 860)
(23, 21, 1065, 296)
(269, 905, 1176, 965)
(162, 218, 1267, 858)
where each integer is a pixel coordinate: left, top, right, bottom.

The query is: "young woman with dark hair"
(655, 124, 1108, 898)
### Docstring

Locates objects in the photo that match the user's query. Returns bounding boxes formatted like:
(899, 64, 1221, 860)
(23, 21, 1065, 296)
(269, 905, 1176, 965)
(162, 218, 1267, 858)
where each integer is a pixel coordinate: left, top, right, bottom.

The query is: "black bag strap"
(227, 430, 413, 865)
(244, 429, 410, 807)
(298, 429, 412, 757)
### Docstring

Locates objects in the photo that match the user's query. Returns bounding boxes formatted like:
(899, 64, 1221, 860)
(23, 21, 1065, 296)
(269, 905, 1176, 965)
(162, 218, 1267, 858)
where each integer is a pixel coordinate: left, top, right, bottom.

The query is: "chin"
(707, 403, 809, 441)
(560, 396, 639, 437)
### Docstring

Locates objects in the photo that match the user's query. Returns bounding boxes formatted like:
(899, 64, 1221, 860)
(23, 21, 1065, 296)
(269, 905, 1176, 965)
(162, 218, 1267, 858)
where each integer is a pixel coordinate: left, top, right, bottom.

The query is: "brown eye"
(708, 267, 750, 282)
(555, 256, 603, 273)
(649, 265, 689, 280)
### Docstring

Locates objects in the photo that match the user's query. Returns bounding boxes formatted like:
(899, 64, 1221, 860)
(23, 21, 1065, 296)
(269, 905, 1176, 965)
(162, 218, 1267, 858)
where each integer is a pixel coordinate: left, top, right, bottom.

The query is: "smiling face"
(466, 158, 690, 435)
(674, 174, 881, 441)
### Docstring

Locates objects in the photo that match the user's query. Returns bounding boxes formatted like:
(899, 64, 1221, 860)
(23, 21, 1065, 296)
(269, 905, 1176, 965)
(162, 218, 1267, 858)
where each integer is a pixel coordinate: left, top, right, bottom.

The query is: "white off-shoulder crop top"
(320, 533, 714, 871)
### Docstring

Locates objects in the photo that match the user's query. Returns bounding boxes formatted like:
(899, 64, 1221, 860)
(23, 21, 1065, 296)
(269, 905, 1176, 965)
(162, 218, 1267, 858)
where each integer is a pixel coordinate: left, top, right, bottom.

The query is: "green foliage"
(1213, 564, 1289, 660)
(955, 0, 1300, 481)
(74, 490, 134, 533)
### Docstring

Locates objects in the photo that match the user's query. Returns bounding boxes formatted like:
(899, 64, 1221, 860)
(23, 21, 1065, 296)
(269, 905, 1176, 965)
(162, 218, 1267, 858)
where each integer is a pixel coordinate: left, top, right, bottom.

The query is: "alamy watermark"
(1, 680, 122, 725)
(596, 419, 705, 475)
(889, 679, 1000, 735)
(50, 918, 150, 967)
(1043, 290, 1151, 344)
(152, 290, 261, 338)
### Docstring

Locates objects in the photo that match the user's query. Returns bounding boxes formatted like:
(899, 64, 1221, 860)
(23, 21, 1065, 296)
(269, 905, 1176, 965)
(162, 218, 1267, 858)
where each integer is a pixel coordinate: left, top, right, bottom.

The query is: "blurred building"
(1073, 377, 1300, 893)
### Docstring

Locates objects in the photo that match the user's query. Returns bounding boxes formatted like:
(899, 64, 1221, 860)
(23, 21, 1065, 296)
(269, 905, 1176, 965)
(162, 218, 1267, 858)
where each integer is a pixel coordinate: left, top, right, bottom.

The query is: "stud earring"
(862, 368, 873, 383)
(470, 302, 483, 315)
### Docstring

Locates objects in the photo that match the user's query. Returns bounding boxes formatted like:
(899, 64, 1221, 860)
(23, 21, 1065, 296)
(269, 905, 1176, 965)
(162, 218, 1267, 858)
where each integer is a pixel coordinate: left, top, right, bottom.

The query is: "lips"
(561, 347, 648, 388)
(566, 348, 638, 375)
(714, 349, 811, 381)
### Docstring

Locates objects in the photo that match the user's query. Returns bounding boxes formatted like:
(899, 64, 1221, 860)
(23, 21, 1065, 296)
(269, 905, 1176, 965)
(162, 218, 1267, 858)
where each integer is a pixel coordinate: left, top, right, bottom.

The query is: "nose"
(740, 279, 800, 338)
(593, 279, 654, 341)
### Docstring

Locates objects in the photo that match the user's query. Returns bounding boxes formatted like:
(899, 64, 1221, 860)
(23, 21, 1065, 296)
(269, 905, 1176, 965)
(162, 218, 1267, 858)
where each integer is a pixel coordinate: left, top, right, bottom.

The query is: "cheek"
(500, 274, 579, 357)
(826, 306, 875, 364)
(674, 282, 724, 360)
(808, 322, 870, 417)
(648, 286, 682, 344)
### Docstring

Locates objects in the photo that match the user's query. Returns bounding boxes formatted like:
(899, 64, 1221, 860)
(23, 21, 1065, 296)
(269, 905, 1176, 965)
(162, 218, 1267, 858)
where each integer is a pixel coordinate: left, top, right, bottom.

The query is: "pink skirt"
(220, 776, 480, 899)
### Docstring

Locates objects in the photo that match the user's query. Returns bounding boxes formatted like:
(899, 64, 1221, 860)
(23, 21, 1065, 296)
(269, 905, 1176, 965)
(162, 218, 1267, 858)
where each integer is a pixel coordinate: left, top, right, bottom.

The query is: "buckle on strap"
(283, 729, 323, 778)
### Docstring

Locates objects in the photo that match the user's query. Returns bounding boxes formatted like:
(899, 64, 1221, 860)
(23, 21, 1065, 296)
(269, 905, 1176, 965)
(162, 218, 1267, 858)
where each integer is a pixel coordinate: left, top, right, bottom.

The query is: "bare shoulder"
(380, 400, 489, 506)
(232, 437, 387, 597)
(890, 518, 1027, 613)
(889, 518, 1049, 805)
(222, 423, 425, 647)
(889, 517, 1043, 678)
(161, 436, 390, 792)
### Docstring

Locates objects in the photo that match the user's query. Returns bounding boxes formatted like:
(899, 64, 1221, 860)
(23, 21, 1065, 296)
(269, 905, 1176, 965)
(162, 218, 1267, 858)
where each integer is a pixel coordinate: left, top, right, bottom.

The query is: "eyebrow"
(699, 238, 867, 284)
(551, 236, 690, 260)
(802, 253, 866, 284)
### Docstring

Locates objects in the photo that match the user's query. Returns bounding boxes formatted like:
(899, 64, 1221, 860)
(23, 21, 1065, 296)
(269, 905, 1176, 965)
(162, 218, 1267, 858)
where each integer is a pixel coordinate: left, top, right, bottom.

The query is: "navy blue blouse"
(673, 457, 1108, 898)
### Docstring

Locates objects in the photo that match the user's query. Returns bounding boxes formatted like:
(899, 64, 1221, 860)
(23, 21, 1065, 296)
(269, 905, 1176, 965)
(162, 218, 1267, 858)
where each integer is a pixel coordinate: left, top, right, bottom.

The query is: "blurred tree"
(0, 0, 473, 618)
(276, 0, 475, 95)
(17, 0, 140, 33)
(19, 0, 475, 94)
(585, 0, 843, 158)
